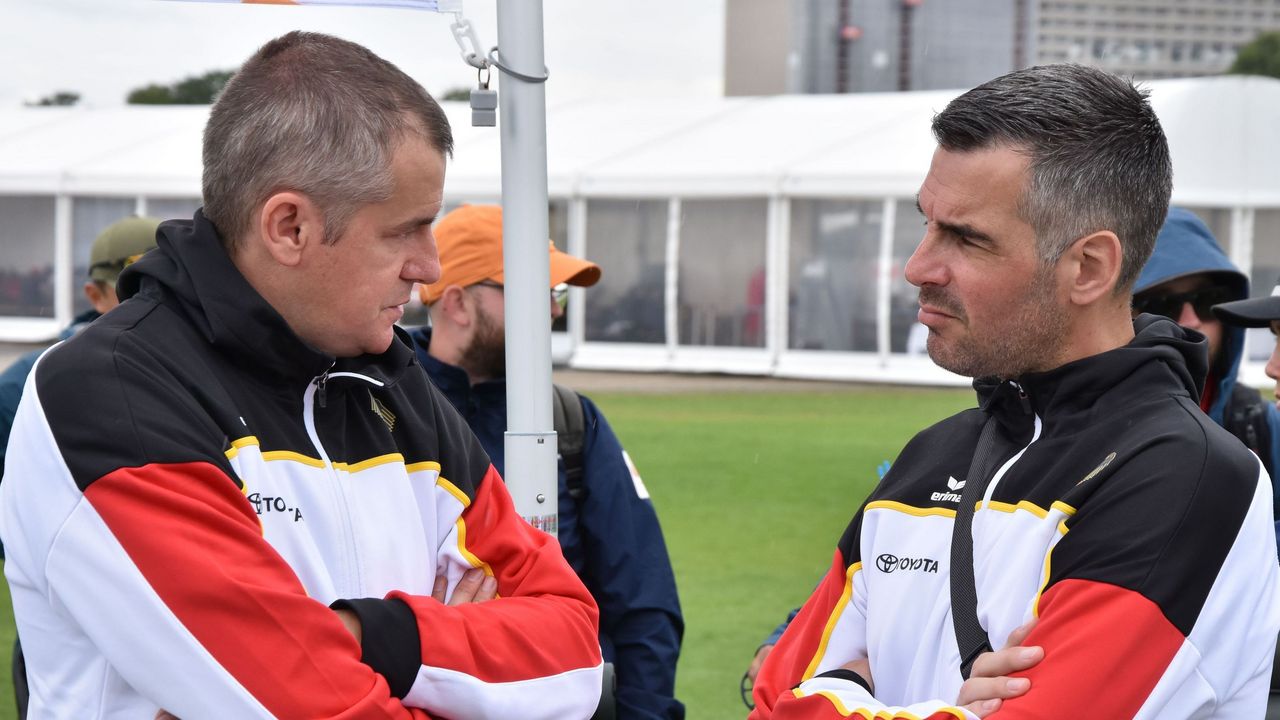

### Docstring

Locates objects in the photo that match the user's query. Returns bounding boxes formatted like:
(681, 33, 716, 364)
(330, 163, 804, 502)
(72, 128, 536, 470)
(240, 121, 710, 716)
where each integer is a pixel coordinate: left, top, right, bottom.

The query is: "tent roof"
(1, 75, 1277, 206)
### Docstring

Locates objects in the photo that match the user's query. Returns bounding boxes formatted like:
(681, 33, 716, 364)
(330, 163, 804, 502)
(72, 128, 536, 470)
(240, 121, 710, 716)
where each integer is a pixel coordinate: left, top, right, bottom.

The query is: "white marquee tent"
(2, 75, 1278, 385)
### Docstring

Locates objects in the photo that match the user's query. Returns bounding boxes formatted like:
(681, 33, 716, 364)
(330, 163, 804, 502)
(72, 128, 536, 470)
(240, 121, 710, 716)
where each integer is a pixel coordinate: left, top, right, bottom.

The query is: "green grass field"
(590, 386, 973, 719)
(0, 385, 973, 720)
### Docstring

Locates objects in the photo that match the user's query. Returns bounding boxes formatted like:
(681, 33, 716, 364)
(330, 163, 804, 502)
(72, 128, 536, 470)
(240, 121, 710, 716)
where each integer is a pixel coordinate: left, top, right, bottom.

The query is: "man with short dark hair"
(408, 204, 685, 720)
(751, 64, 1280, 719)
(0, 32, 602, 719)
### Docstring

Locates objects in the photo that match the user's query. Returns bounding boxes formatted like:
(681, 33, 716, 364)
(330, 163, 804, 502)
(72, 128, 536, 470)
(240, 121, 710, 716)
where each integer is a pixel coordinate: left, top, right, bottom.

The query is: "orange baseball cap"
(420, 204, 602, 305)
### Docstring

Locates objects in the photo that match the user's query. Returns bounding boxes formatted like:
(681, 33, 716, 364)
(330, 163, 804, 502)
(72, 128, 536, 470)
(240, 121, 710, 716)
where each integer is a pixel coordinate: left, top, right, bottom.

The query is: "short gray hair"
(202, 31, 453, 249)
(932, 64, 1172, 293)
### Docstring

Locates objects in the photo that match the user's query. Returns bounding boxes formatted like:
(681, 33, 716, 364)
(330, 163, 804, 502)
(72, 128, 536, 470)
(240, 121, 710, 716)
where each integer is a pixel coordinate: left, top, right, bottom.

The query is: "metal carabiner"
(450, 13, 489, 71)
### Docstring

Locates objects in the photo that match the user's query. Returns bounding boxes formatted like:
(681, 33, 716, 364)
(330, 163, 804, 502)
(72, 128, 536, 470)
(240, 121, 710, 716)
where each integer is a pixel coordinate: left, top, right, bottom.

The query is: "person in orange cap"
(408, 204, 686, 720)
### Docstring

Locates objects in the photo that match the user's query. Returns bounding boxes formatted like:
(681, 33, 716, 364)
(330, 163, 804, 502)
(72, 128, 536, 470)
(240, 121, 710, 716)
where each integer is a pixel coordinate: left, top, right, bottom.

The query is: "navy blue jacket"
(408, 327, 685, 720)
(1135, 207, 1280, 545)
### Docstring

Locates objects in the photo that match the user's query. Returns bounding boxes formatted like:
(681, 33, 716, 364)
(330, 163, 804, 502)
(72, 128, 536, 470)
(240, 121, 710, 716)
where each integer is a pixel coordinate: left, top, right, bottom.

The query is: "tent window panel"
(1182, 206, 1234, 258)
(0, 196, 56, 319)
(584, 199, 667, 345)
(890, 200, 928, 355)
(1246, 209, 1280, 362)
(676, 199, 768, 348)
(72, 197, 138, 316)
(146, 197, 202, 224)
(788, 199, 882, 352)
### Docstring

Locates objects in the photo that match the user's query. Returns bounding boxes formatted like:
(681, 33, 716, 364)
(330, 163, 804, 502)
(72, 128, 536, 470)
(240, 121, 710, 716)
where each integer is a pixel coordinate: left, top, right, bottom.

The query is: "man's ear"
(83, 281, 113, 314)
(256, 192, 324, 267)
(1061, 230, 1123, 307)
(436, 285, 474, 328)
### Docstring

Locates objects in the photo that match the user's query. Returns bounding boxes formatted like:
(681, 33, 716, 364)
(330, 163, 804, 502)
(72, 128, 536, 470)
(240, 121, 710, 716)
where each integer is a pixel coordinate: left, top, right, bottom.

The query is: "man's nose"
(404, 233, 441, 285)
(904, 233, 944, 289)
(1266, 342, 1280, 383)
(1176, 301, 1201, 329)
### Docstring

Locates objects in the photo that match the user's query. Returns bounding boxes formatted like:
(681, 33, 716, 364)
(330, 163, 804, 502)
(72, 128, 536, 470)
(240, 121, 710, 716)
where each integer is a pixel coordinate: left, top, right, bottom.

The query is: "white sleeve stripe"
(45, 502, 272, 716)
(403, 661, 604, 720)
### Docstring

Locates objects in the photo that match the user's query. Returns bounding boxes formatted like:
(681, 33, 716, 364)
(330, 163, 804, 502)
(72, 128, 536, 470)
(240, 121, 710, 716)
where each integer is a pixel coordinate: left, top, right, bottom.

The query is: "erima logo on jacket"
(931, 476, 964, 503)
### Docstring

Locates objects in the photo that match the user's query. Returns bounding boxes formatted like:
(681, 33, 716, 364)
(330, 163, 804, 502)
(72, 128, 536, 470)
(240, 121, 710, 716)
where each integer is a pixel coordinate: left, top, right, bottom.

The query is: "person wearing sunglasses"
(1132, 207, 1280, 492)
(408, 204, 685, 720)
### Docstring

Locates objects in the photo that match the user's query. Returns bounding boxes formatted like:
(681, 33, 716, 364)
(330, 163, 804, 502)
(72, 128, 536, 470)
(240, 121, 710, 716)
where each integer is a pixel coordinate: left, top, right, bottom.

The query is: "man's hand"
(160, 571, 500, 720)
(747, 643, 774, 683)
(955, 619, 1044, 717)
(828, 620, 1041, 719)
(839, 657, 873, 694)
(433, 567, 499, 606)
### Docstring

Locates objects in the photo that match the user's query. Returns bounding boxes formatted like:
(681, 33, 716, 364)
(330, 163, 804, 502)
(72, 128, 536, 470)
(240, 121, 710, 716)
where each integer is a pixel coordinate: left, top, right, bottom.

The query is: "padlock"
(471, 87, 497, 127)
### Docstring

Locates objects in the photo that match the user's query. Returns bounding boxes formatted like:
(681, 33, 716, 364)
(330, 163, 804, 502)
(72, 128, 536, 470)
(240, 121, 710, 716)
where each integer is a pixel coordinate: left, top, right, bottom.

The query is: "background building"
(725, 0, 1280, 95)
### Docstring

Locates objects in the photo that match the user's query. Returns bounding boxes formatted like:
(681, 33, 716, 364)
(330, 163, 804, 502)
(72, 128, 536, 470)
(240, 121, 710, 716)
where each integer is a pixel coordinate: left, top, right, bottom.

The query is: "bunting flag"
(169, 0, 462, 11)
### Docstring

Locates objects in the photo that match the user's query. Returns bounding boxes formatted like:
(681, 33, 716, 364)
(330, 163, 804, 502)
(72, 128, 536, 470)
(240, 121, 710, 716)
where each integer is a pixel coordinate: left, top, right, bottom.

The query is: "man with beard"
(407, 204, 685, 720)
(750, 64, 1280, 719)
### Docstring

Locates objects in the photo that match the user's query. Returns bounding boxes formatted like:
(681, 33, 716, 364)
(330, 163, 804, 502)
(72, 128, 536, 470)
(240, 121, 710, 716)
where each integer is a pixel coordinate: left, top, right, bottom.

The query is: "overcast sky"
(0, 0, 725, 108)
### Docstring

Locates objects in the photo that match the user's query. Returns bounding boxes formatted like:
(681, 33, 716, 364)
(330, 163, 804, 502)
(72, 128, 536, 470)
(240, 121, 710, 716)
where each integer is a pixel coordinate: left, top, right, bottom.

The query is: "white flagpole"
(495, 0, 557, 536)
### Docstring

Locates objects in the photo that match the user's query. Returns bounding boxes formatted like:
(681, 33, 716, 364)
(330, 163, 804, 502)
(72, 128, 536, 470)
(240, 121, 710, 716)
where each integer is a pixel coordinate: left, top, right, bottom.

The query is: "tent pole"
(496, 0, 557, 536)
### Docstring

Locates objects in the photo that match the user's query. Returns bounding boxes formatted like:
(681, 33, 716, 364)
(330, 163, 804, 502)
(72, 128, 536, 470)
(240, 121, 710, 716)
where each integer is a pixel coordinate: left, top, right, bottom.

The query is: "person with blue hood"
(1132, 207, 1280, 515)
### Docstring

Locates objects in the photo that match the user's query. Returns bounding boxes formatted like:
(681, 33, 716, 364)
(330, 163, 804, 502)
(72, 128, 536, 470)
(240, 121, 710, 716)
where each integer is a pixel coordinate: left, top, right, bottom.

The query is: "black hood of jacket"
(976, 314, 1206, 427)
(116, 210, 415, 387)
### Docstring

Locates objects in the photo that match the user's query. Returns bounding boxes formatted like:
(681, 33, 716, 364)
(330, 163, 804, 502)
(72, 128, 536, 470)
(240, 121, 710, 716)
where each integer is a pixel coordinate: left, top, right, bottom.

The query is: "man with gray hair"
(0, 32, 602, 719)
(751, 63, 1280, 718)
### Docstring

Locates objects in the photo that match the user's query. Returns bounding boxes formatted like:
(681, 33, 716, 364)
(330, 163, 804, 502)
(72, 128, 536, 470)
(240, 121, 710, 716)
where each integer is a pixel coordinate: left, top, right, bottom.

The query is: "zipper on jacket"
(317, 367, 330, 409)
(302, 367, 388, 597)
(303, 364, 361, 592)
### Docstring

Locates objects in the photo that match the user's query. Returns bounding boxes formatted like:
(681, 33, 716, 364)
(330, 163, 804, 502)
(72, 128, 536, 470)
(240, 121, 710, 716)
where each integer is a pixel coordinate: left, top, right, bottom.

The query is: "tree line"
(24, 31, 1280, 108)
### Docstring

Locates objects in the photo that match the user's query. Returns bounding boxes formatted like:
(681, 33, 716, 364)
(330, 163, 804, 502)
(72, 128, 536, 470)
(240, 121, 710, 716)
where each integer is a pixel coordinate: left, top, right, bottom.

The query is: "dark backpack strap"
(1225, 383, 1277, 500)
(550, 385, 615, 720)
(950, 415, 1000, 680)
(551, 384, 588, 501)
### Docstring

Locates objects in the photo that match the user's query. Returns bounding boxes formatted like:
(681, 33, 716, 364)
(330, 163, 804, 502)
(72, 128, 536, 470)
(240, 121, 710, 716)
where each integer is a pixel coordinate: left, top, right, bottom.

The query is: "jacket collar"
(975, 314, 1205, 427)
(118, 209, 413, 387)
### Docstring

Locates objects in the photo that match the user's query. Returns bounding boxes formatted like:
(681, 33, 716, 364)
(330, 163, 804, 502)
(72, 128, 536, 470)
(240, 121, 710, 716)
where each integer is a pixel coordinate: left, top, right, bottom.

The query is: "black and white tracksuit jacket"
(0, 212, 603, 719)
(753, 316, 1280, 719)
